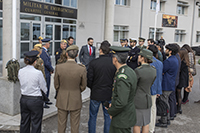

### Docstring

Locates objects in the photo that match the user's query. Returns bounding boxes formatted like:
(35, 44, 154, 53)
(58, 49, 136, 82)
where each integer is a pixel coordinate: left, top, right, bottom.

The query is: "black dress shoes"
(46, 101, 53, 105)
(177, 109, 182, 114)
(155, 122, 168, 128)
(170, 117, 174, 120)
(158, 119, 170, 125)
(43, 104, 50, 108)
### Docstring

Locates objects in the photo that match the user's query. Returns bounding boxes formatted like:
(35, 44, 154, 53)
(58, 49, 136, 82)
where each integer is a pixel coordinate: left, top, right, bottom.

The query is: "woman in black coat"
(176, 48, 189, 114)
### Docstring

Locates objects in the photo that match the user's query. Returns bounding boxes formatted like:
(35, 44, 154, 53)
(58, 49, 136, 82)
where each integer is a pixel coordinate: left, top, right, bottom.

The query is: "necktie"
(89, 46, 92, 56)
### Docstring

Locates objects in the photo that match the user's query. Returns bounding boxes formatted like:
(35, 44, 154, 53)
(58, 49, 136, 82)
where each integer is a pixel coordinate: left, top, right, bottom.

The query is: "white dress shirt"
(87, 44, 93, 54)
(18, 65, 47, 96)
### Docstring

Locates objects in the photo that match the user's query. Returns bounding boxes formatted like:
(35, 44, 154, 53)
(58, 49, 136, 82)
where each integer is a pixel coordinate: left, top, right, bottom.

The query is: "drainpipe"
(190, 0, 196, 46)
(139, 0, 144, 37)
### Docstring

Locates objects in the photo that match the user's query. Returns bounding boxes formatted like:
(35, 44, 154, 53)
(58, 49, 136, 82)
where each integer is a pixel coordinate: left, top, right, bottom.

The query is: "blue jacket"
(150, 57, 163, 95)
(40, 48, 54, 77)
(162, 55, 179, 91)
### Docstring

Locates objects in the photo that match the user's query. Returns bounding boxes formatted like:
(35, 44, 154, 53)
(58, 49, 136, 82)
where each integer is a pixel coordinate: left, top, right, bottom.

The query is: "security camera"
(196, 2, 200, 6)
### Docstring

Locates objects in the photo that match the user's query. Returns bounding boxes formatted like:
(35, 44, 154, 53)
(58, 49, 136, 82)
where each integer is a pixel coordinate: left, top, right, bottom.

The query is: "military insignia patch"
(121, 68, 125, 73)
(56, 52, 59, 55)
(118, 74, 127, 79)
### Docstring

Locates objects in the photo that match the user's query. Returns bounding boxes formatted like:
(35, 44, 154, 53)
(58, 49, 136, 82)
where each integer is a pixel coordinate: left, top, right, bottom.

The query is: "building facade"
(0, 0, 200, 76)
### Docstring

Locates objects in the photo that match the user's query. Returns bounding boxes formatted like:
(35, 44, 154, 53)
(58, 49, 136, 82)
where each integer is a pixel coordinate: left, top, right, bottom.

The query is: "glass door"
(20, 21, 42, 58)
(45, 23, 62, 56)
(32, 23, 41, 47)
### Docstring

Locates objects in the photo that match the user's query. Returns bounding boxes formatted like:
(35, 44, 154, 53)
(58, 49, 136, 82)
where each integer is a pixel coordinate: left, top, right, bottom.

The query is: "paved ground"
(1, 56, 200, 133)
(41, 57, 200, 133)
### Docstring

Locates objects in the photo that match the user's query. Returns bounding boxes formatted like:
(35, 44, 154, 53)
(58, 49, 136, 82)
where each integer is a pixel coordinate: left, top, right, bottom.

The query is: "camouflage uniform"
(34, 57, 46, 79)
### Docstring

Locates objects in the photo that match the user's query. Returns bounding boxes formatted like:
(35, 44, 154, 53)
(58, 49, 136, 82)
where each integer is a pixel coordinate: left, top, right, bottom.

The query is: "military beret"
(61, 39, 67, 43)
(138, 49, 154, 61)
(138, 37, 145, 42)
(42, 38, 51, 42)
(34, 44, 42, 48)
(24, 51, 39, 57)
(129, 38, 137, 42)
(66, 45, 79, 52)
(110, 46, 130, 54)
(38, 36, 43, 40)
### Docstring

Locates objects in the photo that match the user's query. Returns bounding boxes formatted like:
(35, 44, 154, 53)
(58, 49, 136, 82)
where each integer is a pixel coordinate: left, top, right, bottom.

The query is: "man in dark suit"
(87, 41, 116, 133)
(156, 44, 179, 127)
(40, 38, 54, 108)
(66, 36, 74, 48)
(127, 38, 140, 70)
(79, 37, 96, 69)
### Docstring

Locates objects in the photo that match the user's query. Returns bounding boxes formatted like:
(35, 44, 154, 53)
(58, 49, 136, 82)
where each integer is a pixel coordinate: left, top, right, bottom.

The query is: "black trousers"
(20, 96, 44, 133)
(169, 91, 176, 117)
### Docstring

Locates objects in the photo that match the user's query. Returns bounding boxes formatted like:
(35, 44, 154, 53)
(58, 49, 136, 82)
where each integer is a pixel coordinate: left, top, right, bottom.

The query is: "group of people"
(17, 35, 197, 133)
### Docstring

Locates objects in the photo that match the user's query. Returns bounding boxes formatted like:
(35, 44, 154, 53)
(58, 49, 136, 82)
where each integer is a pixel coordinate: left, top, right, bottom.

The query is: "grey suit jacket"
(79, 45, 96, 67)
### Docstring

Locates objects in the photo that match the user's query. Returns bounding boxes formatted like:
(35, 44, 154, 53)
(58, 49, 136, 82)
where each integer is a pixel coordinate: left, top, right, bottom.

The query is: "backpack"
(5, 59, 20, 83)
(156, 97, 168, 116)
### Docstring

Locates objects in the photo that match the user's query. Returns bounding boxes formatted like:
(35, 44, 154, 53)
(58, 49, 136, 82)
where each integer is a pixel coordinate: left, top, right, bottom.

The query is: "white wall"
(76, 0, 105, 49)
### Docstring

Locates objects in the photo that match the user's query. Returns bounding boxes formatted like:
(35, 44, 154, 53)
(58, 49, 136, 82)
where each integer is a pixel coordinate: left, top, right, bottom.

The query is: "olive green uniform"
(108, 65, 137, 133)
(34, 57, 46, 79)
(137, 45, 147, 50)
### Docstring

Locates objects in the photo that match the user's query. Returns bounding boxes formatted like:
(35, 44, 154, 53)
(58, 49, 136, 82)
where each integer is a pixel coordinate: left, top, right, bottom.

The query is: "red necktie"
(89, 46, 92, 56)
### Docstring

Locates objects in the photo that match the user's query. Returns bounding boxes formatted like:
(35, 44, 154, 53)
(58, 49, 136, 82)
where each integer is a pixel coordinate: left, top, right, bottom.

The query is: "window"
(45, 0, 53, 3)
(149, 28, 163, 40)
(177, 1, 189, 15)
(115, 0, 129, 6)
(63, 0, 77, 8)
(175, 30, 186, 42)
(196, 31, 200, 42)
(198, 7, 200, 17)
(114, 26, 129, 42)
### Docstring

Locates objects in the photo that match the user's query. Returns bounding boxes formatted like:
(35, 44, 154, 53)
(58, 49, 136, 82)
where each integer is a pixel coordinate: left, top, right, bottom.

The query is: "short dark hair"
(100, 40, 111, 54)
(88, 37, 93, 42)
(147, 39, 154, 44)
(148, 45, 158, 58)
(67, 50, 79, 59)
(165, 43, 178, 55)
(68, 36, 74, 40)
(113, 52, 128, 64)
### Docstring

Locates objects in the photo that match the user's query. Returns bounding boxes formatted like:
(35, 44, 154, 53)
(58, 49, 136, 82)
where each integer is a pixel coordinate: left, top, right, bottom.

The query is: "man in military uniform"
(40, 38, 54, 108)
(127, 38, 140, 70)
(55, 39, 67, 65)
(54, 45, 87, 133)
(107, 46, 137, 133)
(120, 39, 130, 48)
(137, 37, 146, 50)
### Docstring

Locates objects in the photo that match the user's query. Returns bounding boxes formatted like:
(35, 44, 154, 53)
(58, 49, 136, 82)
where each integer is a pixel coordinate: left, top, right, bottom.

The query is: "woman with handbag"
(133, 49, 156, 133)
(176, 48, 189, 114)
(181, 44, 196, 104)
(18, 51, 47, 133)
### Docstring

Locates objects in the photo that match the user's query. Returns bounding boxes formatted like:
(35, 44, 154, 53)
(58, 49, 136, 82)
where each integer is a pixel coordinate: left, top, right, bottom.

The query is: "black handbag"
(156, 97, 168, 116)
(41, 90, 50, 102)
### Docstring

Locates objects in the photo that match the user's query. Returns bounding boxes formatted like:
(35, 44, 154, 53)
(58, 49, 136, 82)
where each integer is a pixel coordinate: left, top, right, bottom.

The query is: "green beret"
(66, 45, 79, 52)
(110, 46, 130, 54)
(138, 49, 154, 61)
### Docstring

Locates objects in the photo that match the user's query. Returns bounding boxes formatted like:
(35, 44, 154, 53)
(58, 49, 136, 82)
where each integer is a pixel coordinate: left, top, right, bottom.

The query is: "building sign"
(20, 0, 77, 19)
(162, 14, 178, 28)
(0, 0, 2, 10)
